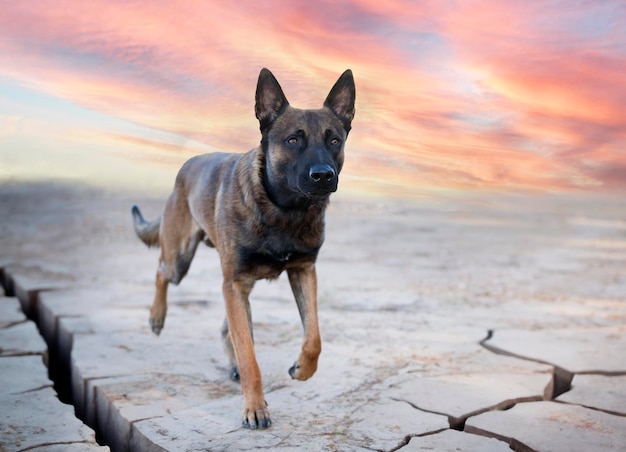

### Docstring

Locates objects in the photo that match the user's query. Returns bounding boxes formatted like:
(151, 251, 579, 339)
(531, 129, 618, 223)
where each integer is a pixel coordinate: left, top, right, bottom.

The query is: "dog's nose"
(309, 164, 336, 183)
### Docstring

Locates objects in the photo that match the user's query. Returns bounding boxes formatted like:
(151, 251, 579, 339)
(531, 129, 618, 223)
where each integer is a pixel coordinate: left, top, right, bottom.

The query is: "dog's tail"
(131, 205, 161, 247)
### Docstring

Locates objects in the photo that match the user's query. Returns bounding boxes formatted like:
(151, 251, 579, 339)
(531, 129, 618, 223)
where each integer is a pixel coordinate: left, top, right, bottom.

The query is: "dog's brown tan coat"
(131, 69, 355, 429)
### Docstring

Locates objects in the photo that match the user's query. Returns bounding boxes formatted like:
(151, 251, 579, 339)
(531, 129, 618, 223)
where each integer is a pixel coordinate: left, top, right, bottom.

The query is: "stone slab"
(0, 296, 25, 328)
(58, 316, 95, 347)
(386, 348, 552, 419)
(485, 327, 626, 373)
(131, 396, 447, 452)
(405, 429, 511, 451)
(92, 373, 240, 451)
(69, 323, 228, 424)
(342, 399, 448, 451)
(0, 355, 51, 394)
(92, 376, 158, 452)
(3, 264, 70, 318)
(466, 401, 626, 451)
(389, 372, 550, 421)
(0, 300, 107, 452)
(0, 388, 108, 451)
(558, 374, 626, 415)
(0, 321, 47, 357)
(70, 314, 448, 450)
(36, 288, 152, 342)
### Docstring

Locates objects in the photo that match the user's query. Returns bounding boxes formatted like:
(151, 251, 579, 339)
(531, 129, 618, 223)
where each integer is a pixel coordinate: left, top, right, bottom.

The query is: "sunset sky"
(1, 1, 625, 197)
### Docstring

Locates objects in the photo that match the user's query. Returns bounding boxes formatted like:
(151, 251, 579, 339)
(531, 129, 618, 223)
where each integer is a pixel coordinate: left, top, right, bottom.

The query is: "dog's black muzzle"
(302, 163, 338, 196)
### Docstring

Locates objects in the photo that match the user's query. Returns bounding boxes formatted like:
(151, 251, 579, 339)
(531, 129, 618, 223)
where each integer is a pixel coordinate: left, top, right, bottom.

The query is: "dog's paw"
(288, 362, 300, 379)
(149, 316, 164, 336)
(288, 357, 318, 381)
(230, 366, 240, 383)
(241, 403, 271, 429)
(149, 306, 166, 336)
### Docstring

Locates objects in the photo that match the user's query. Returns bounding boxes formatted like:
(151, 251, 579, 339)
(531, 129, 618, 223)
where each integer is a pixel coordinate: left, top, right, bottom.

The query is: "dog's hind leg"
(287, 265, 321, 381)
(149, 191, 204, 335)
(221, 318, 238, 381)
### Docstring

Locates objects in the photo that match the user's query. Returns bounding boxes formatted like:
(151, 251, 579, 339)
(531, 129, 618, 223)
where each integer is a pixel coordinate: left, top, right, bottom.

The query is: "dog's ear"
(255, 68, 289, 132)
(324, 69, 355, 133)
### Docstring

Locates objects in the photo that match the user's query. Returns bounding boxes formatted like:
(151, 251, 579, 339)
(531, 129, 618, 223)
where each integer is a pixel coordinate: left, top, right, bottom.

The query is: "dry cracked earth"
(1, 181, 625, 451)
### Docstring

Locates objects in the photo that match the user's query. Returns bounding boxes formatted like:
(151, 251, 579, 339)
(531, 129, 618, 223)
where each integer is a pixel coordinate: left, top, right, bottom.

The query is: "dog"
(131, 68, 355, 429)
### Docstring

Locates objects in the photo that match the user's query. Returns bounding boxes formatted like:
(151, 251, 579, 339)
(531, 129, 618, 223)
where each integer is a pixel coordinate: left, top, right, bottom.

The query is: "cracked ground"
(1, 182, 625, 451)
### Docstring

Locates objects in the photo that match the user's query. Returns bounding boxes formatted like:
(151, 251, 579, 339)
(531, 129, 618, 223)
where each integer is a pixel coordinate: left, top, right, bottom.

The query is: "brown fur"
(131, 68, 355, 429)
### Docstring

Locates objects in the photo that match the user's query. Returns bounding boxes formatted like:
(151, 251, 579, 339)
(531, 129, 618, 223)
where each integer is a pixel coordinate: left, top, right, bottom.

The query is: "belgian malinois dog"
(131, 68, 355, 429)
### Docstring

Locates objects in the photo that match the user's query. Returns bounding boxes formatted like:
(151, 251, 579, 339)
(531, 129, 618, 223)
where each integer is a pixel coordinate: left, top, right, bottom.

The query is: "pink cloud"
(433, 0, 626, 187)
(1, 0, 625, 195)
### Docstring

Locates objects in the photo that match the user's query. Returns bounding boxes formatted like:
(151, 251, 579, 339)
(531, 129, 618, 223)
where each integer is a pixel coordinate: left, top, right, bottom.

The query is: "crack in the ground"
(0, 269, 110, 449)
(463, 424, 536, 452)
(390, 395, 541, 449)
(0, 350, 45, 358)
(386, 428, 449, 452)
(480, 330, 626, 375)
(577, 369, 626, 376)
(17, 440, 105, 452)
(0, 319, 30, 329)
(9, 384, 54, 396)
(0, 267, 13, 296)
(389, 327, 626, 451)
(474, 328, 626, 449)
(388, 425, 535, 452)
(4, 266, 625, 452)
(554, 399, 626, 418)
(480, 329, 574, 399)
(389, 396, 541, 451)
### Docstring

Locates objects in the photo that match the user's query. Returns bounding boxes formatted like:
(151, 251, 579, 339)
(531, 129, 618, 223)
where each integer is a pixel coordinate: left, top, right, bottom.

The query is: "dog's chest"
(236, 230, 321, 279)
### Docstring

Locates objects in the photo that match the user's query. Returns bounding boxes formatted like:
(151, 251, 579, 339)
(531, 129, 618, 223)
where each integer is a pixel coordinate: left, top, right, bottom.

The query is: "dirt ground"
(1, 180, 625, 451)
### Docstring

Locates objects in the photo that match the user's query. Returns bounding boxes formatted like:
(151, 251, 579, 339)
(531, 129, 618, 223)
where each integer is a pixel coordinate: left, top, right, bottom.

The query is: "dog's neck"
(262, 171, 315, 211)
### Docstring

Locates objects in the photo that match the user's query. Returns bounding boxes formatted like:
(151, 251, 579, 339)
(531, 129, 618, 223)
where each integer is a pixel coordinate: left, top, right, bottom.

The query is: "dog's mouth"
(297, 184, 337, 200)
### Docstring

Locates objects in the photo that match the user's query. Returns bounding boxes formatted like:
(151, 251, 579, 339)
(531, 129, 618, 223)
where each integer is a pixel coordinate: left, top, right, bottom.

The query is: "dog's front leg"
(222, 278, 271, 429)
(287, 265, 321, 380)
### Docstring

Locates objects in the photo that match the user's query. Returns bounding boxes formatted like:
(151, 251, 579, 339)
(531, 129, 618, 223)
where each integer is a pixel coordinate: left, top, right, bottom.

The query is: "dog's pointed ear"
(324, 69, 355, 133)
(255, 68, 289, 132)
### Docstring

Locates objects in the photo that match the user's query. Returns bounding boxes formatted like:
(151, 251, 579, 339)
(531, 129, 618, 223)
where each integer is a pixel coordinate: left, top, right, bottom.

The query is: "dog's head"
(255, 68, 355, 209)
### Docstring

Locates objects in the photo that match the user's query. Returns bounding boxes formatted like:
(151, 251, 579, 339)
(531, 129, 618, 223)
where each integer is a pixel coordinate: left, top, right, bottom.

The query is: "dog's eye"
(329, 137, 341, 146)
(286, 137, 299, 146)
